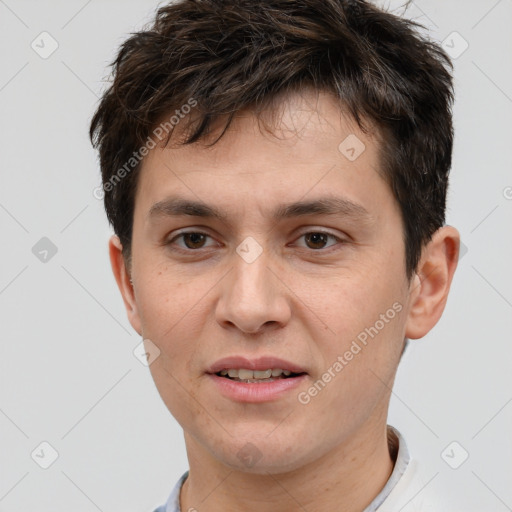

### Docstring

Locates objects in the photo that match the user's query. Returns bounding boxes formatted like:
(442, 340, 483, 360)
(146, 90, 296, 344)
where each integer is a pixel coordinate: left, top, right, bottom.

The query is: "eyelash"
(166, 230, 345, 254)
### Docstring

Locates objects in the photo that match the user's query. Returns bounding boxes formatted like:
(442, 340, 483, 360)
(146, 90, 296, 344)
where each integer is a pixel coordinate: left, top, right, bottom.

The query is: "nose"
(215, 246, 291, 335)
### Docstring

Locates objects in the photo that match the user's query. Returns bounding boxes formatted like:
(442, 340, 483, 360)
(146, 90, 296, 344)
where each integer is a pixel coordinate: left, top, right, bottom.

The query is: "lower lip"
(208, 373, 308, 403)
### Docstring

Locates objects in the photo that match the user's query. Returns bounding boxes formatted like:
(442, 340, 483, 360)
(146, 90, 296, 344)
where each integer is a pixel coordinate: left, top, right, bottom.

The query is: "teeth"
(254, 369, 272, 379)
(238, 369, 254, 380)
(218, 368, 295, 379)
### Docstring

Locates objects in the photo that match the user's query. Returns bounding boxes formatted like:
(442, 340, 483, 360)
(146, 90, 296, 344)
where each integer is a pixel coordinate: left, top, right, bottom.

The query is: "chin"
(208, 433, 320, 475)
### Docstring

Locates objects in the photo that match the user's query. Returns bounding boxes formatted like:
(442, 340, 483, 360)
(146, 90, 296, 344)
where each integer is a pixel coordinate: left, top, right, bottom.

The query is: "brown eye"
(181, 232, 208, 249)
(304, 232, 330, 250)
(167, 231, 215, 252)
(296, 231, 341, 251)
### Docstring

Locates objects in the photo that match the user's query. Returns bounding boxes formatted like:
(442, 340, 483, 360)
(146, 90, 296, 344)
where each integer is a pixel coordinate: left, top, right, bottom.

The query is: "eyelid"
(291, 229, 345, 249)
(166, 229, 219, 249)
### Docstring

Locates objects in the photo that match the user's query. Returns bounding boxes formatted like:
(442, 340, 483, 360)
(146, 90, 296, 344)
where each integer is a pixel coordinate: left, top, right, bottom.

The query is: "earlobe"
(404, 225, 460, 340)
(108, 235, 142, 336)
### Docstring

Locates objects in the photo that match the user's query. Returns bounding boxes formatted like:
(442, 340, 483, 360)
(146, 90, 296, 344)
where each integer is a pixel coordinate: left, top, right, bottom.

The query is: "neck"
(180, 421, 395, 512)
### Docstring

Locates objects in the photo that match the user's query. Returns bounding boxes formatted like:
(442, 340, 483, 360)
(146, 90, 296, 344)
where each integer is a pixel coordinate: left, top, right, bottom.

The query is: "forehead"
(133, 89, 395, 224)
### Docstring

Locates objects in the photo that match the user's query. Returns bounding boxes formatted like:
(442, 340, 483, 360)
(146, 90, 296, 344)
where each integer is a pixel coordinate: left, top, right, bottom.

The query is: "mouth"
(215, 368, 307, 383)
(206, 356, 309, 402)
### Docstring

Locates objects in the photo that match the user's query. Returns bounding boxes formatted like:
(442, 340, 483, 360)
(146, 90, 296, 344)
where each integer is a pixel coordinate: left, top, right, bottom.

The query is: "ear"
(405, 225, 460, 340)
(109, 235, 142, 336)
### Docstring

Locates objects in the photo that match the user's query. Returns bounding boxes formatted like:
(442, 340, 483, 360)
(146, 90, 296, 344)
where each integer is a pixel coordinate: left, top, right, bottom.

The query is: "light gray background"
(1, 0, 511, 510)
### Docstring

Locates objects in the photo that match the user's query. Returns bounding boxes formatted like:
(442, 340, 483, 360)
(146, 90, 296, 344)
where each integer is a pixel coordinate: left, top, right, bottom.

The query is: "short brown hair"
(90, 0, 454, 280)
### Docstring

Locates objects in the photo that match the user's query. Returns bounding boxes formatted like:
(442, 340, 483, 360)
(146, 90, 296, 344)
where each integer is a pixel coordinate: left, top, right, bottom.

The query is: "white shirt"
(153, 426, 449, 511)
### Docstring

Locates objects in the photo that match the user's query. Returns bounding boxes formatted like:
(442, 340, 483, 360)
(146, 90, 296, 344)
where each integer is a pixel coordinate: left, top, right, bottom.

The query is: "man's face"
(125, 90, 417, 473)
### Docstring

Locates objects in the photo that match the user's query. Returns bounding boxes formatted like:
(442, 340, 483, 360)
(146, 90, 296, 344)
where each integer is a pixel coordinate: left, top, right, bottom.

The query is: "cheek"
(136, 263, 194, 329)
(305, 264, 407, 398)
(135, 275, 199, 364)
(314, 267, 404, 337)
(301, 305, 405, 441)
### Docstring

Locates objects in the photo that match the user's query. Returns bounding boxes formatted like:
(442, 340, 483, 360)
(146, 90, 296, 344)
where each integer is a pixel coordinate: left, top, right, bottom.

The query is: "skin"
(109, 88, 460, 512)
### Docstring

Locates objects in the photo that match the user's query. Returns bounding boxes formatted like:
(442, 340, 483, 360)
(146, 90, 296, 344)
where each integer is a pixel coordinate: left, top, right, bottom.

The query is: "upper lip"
(207, 356, 308, 374)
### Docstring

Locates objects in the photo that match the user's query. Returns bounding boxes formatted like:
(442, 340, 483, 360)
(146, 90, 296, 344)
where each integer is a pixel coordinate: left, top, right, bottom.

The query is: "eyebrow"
(148, 195, 372, 223)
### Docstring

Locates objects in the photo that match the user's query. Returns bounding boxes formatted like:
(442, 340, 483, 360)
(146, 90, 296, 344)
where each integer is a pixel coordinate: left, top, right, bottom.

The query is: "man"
(90, 0, 460, 510)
